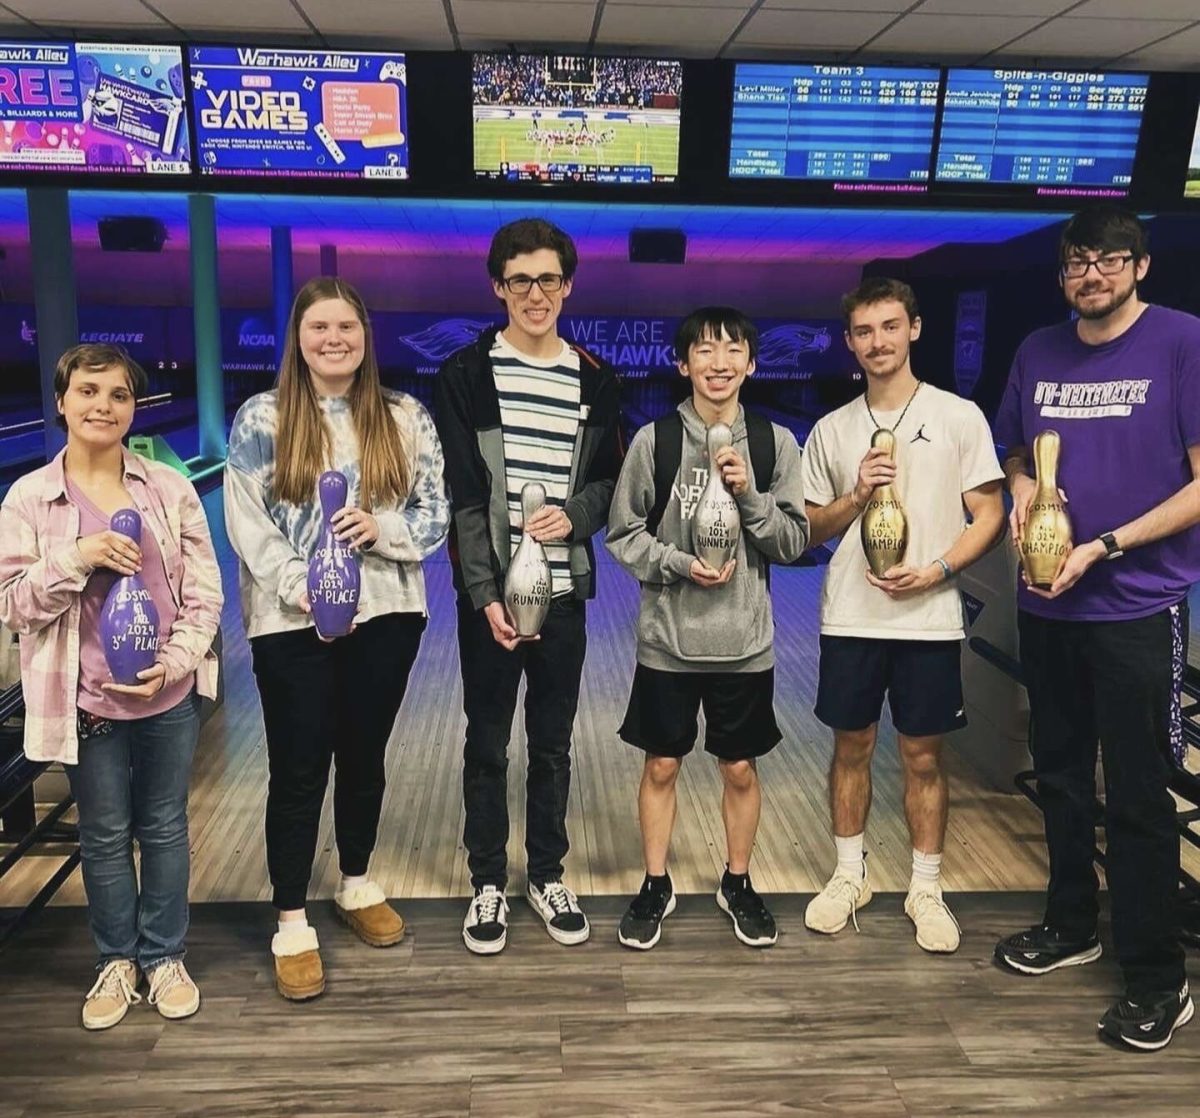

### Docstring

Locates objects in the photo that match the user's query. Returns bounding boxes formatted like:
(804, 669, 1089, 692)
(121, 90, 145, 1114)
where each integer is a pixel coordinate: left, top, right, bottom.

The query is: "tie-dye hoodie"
(225, 388, 449, 639)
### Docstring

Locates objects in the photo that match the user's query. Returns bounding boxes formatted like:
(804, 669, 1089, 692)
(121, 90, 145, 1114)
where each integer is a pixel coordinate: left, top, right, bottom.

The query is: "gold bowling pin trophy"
(1019, 429, 1072, 589)
(860, 428, 908, 578)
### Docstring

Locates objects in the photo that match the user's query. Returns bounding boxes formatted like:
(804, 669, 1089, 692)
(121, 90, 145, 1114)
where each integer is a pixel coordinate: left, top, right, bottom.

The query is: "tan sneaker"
(804, 865, 873, 934)
(272, 923, 325, 1001)
(82, 959, 141, 1031)
(147, 959, 201, 1020)
(905, 884, 961, 953)
(335, 880, 405, 947)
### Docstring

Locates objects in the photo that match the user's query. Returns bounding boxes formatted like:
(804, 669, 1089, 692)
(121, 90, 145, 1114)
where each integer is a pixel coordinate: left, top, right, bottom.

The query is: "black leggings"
(250, 612, 426, 910)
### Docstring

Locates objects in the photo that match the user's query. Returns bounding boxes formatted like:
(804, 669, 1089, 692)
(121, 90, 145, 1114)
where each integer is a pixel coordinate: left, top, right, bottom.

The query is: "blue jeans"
(65, 691, 200, 972)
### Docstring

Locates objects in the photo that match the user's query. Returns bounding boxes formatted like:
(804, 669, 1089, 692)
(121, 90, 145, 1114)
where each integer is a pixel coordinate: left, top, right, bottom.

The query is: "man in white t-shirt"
(800, 277, 1005, 953)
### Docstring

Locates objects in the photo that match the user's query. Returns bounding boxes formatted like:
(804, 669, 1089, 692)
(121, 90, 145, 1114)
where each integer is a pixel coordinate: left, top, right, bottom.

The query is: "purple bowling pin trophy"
(307, 471, 361, 640)
(100, 509, 160, 685)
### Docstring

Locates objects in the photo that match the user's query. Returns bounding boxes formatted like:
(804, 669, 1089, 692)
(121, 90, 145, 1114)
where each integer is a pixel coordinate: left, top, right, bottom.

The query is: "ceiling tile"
(915, 0, 1072, 13)
(304, 0, 452, 45)
(736, 8, 896, 47)
(762, 1, 910, 10)
(1002, 16, 1192, 56)
(152, 0, 310, 33)
(599, 4, 745, 46)
(452, 0, 596, 39)
(1072, 0, 1200, 16)
(7, 0, 166, 27)
(868, 12, 1048, 52)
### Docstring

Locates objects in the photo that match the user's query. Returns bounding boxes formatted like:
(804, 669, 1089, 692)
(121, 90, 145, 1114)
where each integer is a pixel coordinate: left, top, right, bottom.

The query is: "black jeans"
(1018, 603, 1188, 998)
(457, 595, 587, 891)
(250, 612, 426, 911)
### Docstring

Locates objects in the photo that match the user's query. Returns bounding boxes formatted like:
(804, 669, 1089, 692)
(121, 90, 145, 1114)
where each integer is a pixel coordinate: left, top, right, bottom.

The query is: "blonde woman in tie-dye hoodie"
(224, 277, 448, 1001)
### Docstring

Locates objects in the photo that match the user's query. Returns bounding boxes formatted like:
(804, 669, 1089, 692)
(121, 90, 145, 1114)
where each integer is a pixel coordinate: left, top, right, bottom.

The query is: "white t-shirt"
(801, 384, 1003, 640)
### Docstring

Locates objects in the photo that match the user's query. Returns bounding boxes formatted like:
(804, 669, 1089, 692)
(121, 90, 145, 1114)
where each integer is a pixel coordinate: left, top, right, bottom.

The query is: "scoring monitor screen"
(472, 53, 682, 185)
(1186, 106, 1200, 199)
(935, 68, 1148, 188)
(728, 63, 940, 182)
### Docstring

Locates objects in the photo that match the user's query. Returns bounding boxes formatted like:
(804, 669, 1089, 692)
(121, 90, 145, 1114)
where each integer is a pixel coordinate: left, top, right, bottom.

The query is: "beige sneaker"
(147, 959, 201, 1020)
(82, 959, 141, 1031)
(804, 866, 873, 934)
(905, 885, 961, 953)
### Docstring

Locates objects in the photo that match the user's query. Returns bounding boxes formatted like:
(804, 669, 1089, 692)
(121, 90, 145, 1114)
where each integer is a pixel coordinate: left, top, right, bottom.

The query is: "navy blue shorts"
(619, 664, 782, 761)
(815, 636, 966, 738)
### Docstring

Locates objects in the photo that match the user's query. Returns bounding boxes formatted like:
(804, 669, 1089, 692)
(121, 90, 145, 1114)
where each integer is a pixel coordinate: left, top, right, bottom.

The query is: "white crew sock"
(339, 873, 369, 892)
(911, 848, 942, 891)
(835, 833, 865, 880)
(277, 914, 309, 934)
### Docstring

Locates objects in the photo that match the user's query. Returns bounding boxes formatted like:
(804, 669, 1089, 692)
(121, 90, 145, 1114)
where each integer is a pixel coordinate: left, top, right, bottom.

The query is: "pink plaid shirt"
(0, 449, 223, 765)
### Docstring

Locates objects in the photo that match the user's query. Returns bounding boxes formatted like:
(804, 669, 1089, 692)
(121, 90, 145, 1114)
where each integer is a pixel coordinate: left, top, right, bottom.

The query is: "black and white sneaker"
(463, 885, 509, 955)
(618, 874, 677, 950)
(716, 869, 777, 948)
(1099, 982, 1194, 1051)
(993, 924, 1102, 975)
(527, 880, 590, 945)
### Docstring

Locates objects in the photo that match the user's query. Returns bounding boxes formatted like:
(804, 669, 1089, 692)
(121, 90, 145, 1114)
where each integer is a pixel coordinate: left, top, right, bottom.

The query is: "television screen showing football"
(472, 52, 682, 185)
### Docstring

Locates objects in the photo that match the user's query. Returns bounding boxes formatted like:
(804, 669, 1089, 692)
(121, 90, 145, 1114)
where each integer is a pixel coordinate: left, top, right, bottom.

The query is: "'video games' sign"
(190, 46, 408, 181)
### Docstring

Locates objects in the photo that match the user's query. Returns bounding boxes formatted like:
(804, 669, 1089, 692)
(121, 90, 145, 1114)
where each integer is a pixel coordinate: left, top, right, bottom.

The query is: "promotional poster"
(190, 46, 409, 180)
(0, 40, 189, 174)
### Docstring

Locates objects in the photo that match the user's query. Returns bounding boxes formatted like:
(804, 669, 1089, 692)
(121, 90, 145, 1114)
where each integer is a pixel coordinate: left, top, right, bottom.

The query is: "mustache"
(867, 349, 896, 359)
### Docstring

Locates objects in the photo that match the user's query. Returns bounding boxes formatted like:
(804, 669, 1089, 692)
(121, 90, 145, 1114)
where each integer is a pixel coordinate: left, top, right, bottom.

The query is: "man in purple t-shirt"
(993, 205, 1200, 1052)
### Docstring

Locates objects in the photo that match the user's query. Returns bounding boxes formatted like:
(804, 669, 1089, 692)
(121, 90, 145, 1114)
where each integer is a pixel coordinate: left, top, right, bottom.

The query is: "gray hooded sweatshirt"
(606, 399, 810, 673)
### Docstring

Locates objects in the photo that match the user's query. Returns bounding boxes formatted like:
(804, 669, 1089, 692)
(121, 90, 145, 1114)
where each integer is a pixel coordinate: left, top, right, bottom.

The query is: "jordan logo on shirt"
(910, 425, 930, 444)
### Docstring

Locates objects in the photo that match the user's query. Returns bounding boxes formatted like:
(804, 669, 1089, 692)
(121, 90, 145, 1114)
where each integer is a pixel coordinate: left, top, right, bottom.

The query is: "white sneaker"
(82, 959, 141, 1031)
(905, 884, 961, 954)
(527, 880, 590, 946)
(463, 885, 509, 955)
(804, 865, 873, 934)
(147, 959, 201, 1020)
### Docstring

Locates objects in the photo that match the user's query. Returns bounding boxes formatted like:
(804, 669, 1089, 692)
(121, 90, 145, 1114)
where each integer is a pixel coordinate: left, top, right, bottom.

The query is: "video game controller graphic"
(380, 60, 406, 83)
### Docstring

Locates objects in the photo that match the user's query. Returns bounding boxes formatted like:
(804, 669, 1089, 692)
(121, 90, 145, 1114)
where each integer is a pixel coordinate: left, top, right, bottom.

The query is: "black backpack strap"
(647, 413, 683, 537)
(743, 409, 777, 586)
(743, 409, 776, 495)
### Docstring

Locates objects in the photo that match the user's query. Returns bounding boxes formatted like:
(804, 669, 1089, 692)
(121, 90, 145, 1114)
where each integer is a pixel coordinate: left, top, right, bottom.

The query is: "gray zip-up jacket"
(606, 399, 810, 672)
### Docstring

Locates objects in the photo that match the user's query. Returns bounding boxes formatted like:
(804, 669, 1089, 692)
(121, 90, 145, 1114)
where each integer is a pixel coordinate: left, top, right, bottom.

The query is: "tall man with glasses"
(993, 204, 1200, 1051)
(434, 218, 622, 955)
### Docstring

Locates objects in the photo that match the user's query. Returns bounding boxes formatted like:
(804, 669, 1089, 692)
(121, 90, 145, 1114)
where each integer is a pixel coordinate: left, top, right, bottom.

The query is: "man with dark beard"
(993, 205, 1200, 1051)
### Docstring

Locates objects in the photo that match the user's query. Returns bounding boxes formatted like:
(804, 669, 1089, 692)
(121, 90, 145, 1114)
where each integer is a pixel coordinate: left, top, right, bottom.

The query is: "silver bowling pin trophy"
(693, 422, 741, 572)
(504, 482, 552, 638)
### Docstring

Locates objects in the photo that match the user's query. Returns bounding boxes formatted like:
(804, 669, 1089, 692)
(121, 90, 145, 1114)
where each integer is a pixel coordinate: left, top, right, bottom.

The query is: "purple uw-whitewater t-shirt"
(994, 303, 1200, 621)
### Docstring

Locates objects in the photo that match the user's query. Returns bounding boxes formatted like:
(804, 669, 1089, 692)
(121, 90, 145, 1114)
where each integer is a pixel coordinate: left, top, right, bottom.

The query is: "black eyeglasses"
(1061, 254, 1135, 279)
(500, 273, 566, 294)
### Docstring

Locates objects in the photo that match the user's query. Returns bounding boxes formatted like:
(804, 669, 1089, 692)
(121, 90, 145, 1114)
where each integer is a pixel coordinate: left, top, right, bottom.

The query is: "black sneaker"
(618, 874, 676, 950)
(716, 870, 777, 948)
(527, 880, 590, 945)
(994, 924, 1102, 975)
(462, 885, 509, 955)
(1099, 982, 1194, 1051)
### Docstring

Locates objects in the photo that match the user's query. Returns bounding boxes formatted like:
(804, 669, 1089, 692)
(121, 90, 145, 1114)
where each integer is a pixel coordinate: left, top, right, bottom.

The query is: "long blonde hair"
(271, 277, 409, 509)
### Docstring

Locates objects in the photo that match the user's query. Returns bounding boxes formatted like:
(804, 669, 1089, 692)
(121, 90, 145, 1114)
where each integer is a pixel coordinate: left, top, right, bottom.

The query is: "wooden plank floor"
(2, 486, 1198, 909)
(0, 894, 1197, 1117)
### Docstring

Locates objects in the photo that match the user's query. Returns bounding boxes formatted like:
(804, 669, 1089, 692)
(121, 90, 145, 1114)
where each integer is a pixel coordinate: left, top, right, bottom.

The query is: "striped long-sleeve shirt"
(491, 333, 581, 597)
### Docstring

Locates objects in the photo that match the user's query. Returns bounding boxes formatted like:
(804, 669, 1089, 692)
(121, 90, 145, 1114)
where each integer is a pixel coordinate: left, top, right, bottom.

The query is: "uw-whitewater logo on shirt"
(1033, 379, 1151, 419)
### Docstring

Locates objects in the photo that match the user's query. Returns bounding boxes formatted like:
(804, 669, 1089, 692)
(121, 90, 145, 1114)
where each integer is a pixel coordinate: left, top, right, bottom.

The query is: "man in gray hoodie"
(606, 307, 810, 949)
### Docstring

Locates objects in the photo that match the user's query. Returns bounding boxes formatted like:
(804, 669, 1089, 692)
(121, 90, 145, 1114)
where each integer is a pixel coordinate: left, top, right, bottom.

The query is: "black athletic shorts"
(814, 636, 966, 737)
(619, 663, 782, 761)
